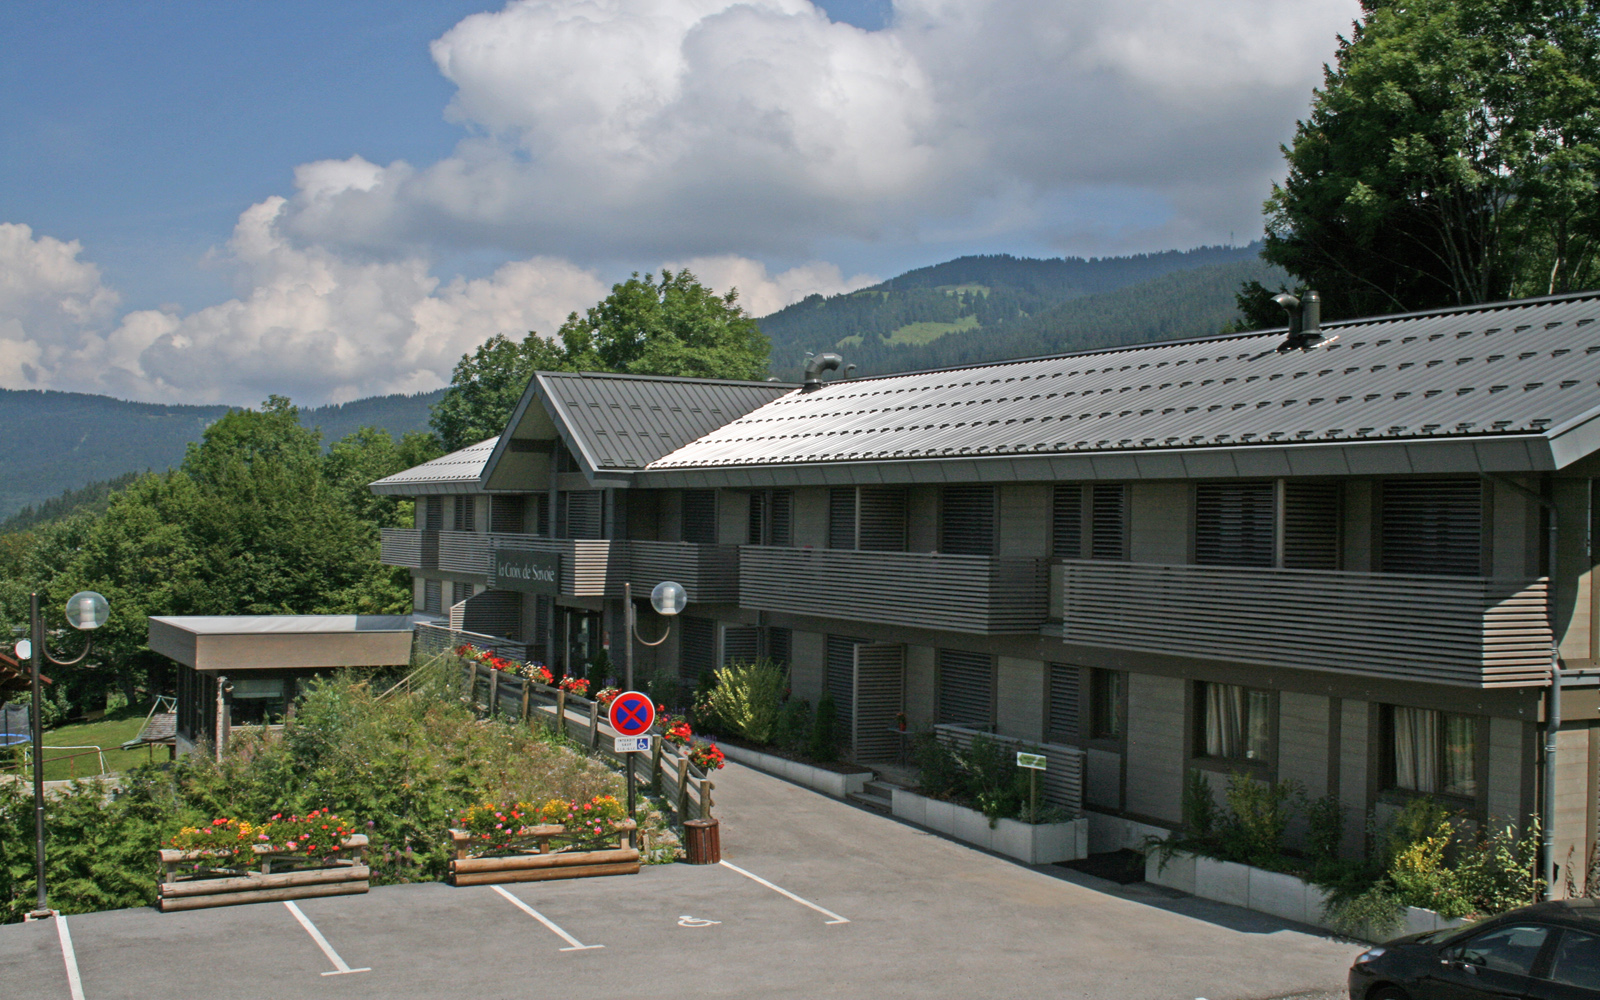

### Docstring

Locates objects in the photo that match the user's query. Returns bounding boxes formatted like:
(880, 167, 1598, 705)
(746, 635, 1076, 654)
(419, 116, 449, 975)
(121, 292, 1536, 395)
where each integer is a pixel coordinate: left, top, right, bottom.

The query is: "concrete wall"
(905, 644, 936, 729)
(1553, 723, 1593, 894)
(1130, 482, 1188, 564)
(1491, 479, 1537, 578)
(1125, 672, 1185, 823)
(659, 491, 684, 542)
(996, 656, 1046, 741)
(1339, 699, 1370, 856)
(908, 486, 938, 552)
(1554, 477, 1592, 663)
(718, 489, 748, 545)
(790, 629, 826, 704)
(998, 483, 1050, 559)
(1487, 716, 1525, 824)
(793, 487, 828, 548)
(1342, 480, 1373, 572)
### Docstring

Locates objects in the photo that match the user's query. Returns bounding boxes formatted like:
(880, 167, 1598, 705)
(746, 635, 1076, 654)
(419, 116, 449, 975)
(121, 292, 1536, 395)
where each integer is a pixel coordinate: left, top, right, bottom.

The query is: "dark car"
(1349, 899, 1600, 1000)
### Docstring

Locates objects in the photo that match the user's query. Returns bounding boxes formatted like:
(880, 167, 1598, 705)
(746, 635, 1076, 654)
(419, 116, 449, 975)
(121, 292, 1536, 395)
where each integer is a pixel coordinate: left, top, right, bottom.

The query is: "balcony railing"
(1048, 559, 1552, 688)
(627, 540, 739, 604)
(739, 546, 1048, 634)
(379, 528, 437, 570)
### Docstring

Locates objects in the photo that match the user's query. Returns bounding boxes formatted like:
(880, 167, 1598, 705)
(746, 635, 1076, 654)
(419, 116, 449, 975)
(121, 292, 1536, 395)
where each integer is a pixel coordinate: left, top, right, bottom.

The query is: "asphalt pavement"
(0, 758, 1363, 1000)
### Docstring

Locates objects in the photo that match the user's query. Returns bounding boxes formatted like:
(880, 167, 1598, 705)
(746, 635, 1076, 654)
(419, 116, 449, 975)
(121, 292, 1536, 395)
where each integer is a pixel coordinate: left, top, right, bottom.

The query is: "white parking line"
(718, 860, 850, 925)
(55, 915, 86, 1000)
(283, 901, 371, 976)
(490, 885, 604, 952)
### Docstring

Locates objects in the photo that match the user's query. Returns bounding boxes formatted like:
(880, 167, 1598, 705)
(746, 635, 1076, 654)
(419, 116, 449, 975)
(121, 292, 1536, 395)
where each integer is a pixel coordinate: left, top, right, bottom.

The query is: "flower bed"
(1144, 849, 1468, 942)
(714, 742, 874, 799)
(889, 787, 1087, 864)
(157, 811, 369, 912)
(446, 796, 640, 887)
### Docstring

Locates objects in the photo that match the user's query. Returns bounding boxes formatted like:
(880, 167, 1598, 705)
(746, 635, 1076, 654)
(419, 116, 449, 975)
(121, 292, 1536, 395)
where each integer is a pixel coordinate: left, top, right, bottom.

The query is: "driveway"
(0, 758, 1361, 999)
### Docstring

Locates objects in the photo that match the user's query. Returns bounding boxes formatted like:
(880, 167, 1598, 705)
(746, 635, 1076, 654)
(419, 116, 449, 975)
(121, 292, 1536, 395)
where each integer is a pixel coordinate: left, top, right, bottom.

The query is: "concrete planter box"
(715, 743, 872, 799)
(1145, 849, 1467, 942)
(890, 787, 1087, 864)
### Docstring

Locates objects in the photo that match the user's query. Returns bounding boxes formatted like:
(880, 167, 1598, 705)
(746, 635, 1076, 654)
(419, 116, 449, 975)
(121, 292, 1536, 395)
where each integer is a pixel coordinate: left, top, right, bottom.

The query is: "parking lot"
(0, 760, 1362, 1000)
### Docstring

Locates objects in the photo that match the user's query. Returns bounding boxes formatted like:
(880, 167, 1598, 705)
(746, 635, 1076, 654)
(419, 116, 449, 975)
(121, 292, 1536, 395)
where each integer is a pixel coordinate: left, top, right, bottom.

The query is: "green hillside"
(0, 388, 444, 521)
(758, 245, 1276, 379)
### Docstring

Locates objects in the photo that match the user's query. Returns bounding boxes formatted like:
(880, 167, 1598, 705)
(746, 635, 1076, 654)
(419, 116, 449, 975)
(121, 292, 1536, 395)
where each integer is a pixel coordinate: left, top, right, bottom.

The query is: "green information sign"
(1016, 752, 1047, 771)
(491, 549, 560, 595)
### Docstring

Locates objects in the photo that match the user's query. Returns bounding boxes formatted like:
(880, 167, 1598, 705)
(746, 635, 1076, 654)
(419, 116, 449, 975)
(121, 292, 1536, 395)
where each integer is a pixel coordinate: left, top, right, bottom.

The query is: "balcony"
(379, 528, 437, 570)
(739, 546, 1049, 634)
(626, 541, 739, 604)
(1048, 559, 1552, 688)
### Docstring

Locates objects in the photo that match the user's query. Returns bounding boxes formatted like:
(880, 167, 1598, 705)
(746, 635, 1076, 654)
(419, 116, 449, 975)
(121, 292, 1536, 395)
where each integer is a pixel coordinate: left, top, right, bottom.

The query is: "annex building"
(372, 292, 1600, 892)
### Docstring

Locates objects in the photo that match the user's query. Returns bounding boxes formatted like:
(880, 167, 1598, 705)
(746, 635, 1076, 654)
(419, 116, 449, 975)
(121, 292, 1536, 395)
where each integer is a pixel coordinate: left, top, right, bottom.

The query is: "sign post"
(1016, 751, 1046, 823)
(609, 691, 656, 823)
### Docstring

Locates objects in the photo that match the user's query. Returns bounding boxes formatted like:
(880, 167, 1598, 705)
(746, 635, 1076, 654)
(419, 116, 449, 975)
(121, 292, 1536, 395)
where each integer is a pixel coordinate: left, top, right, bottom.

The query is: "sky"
(0, 0, 1360, 407)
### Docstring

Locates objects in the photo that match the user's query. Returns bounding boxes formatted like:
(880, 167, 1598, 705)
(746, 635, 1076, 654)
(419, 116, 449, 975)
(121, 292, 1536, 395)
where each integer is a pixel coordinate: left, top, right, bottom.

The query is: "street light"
(18, 590, 108, 920)
(621, 580, 684, 824)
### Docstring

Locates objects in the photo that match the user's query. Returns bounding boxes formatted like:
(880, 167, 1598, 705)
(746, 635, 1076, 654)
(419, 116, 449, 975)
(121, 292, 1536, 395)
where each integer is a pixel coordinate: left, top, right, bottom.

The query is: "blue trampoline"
(0, 733, 28, 747)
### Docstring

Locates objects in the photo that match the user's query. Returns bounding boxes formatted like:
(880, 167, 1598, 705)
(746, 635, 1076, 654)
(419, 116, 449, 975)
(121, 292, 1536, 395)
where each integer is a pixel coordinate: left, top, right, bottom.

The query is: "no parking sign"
(608, 690, 655, 739)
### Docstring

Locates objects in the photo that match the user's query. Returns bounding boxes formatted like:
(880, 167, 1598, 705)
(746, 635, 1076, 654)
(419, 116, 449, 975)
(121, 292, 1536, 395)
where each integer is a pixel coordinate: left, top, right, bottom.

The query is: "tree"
(1251, 0, 1600, 322)
(430, 269, 772, 452)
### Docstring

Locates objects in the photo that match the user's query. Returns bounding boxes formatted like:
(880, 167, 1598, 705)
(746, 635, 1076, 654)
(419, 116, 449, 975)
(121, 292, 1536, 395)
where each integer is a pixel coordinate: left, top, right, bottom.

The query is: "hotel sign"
(490, 549, 560, 595)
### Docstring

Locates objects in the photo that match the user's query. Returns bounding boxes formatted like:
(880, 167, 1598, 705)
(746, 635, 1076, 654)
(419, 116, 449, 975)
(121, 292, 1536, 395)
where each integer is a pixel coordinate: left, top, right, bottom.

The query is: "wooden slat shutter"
(828, 488, 857, 549)
(762, 626, 791, 666)
(679, 617, 716, 680)
(747, 493, 764, 545)
(1090, 484, 1127, 560)
(721, 626, 760, 666)
(1195, 481, 1275, 567)
(562, 491, 604, 539)
(859, 488, 907, 552)
(423, 579, 442, 615)
(937, 649, 993, 727)
(1381, 479, 1483, 576)
(453, 496, 476, 532)
(424, 497, 444, 530)
(769, 491, 793, 546)
(462, 590, 521, 640)
(531, 494, 550, 537)
(681, 490, 717, 543)
(1048, 663, 1080, 741)
(1283, 481, 1341, 570)
(490, 496, 524, 534)
(825, 635, 859, 736)
(1052, 485, 1084, 558)
(941, 486, 996, 555)
(854, 644, 904, 761)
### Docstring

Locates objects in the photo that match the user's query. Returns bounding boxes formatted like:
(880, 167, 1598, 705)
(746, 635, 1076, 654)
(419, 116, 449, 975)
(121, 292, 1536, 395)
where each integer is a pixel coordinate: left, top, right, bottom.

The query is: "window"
(679, 617, 716, 681)
(560, 490, 604, 539)
(1387, 706, 1478, 797)
(452, 496, 476, 532)
(1089, 669, 1125, 740)
(1198, 682, 1272, 762)
(681, 490, 717, 543)
(1283, 481, 1341, 569)
(828, 488, 857, 549)
(1052, 486, 1083, 558)
(748, 490, 793, 546)
(1445, 924, 1550, 977)
(937, 649, 994, 726)
(229, 677, 289, 727)
(1194, 482, 1275, 567)
(490, 495, 524, 534)
(423, 496, 444, 530)
(1381, 479, 1483, 576)
(941, 486, 996, 555)
(1545, 928, 1600, 989)
(827, 488, 907, 550)
(422, 579, 442, 615)
(1047, 664, 1080, 740)
(825, 635, 859, 727)
(721, 626, 759, 666)
(1090, 484, 1127, 561)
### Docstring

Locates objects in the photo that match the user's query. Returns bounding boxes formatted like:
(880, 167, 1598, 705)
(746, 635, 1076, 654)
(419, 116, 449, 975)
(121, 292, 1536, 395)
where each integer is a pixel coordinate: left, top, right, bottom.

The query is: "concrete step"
(846, 788, 893, 813)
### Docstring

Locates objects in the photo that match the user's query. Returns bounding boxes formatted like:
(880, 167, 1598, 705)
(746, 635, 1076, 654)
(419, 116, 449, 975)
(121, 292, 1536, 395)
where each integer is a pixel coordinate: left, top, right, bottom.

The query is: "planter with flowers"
(157, 810, 369, 912)
(446, 795, 640, 887)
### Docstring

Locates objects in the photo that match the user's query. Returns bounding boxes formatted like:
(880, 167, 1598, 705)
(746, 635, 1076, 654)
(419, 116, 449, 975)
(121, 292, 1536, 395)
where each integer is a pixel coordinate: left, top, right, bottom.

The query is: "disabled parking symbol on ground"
(677, 915, 721, 927)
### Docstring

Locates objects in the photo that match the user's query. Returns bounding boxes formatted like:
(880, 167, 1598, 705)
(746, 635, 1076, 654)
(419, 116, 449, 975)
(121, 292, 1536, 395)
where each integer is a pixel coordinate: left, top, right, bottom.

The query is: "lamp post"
(622, 580, 684, 821)
(16, 590, 109, 920)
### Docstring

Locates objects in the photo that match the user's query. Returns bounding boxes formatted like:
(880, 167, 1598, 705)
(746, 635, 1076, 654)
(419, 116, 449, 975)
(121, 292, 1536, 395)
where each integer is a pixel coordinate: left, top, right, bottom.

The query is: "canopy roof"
(148, 615, 414, 672)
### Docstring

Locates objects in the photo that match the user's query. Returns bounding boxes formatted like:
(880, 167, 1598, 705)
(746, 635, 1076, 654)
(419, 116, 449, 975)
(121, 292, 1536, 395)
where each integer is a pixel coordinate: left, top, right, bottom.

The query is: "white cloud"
(662, 255, 877, 317)
(0, 223, 120, 388)
(276, 0, 1360, 259)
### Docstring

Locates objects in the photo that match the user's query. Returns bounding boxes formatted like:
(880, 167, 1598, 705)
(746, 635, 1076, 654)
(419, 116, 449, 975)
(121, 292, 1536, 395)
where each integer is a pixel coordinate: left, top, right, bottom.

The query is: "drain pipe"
(1483, 473, 1562, 899)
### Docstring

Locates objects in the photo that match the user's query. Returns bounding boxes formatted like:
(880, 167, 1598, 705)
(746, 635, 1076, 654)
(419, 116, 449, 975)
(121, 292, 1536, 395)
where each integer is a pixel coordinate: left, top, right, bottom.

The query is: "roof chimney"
(1273, 290, 1325, 351)
(803, 352, 843, 392)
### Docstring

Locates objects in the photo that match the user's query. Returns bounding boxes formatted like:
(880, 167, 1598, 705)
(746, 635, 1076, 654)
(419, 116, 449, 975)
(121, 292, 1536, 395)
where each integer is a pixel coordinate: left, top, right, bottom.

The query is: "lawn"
(0, 705, 156, 781)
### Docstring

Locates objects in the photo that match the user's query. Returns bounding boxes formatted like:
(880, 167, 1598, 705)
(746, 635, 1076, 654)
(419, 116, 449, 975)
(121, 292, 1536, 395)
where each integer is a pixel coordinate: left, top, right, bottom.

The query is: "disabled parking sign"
(608, 690, 656, 738)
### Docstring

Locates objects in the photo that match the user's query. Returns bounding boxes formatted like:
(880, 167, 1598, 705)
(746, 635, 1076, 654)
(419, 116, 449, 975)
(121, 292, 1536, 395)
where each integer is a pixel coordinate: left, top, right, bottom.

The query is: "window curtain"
(1245, 689, 1271, 761)
(1393, 706, 1438, 793)
(1441, 713, 1477, 796)
(1205, 683, 1245, 758)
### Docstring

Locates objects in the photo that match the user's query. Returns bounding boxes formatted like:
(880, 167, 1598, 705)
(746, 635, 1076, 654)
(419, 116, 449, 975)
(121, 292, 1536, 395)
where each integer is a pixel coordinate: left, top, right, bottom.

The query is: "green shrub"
(704, 659, 787, 745)
(808, 692, 839, 762)
(1218, 774, 1301, 868)
(963, 734, 1022, 824)
(1182, 769, 1218, 836)
(910, 731, 962, 797)
(1457, 817, 1544, 914)
(1387, 816, 1470, 917)
(774, 699, 812, 754)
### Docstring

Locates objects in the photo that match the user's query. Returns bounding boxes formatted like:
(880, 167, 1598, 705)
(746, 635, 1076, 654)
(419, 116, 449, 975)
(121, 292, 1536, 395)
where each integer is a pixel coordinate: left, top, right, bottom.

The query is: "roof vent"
(1273, 291, 1328, 352)
(802, 352, 843, 393)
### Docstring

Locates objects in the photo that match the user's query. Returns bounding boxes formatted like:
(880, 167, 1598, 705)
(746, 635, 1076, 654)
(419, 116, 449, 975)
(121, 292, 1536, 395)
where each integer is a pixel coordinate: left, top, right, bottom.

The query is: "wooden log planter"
(157, 835, 370, 912)
(447, 821, 640, 887)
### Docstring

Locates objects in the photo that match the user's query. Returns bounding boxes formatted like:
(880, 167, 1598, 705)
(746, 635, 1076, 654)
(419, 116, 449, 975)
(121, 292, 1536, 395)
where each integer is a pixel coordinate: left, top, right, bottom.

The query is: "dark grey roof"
(370, 437, 497, 495)
(649, 292, 1600, 475)
(123, 712, 176, 748)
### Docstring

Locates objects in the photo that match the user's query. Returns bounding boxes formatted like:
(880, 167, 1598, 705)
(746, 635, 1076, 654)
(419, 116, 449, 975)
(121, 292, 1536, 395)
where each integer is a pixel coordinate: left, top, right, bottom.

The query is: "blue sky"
(0, 0, 1357, 405)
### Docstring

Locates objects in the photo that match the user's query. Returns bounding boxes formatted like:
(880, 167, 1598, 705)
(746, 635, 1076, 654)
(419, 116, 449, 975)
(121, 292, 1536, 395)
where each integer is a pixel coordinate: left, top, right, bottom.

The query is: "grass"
(885, 313, 979, 345)
(0, 705, 154, 781)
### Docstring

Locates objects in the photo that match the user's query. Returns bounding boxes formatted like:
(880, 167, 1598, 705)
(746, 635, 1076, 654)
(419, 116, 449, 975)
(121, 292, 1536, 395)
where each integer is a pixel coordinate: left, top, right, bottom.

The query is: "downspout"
(1482, 473, 1562, 899)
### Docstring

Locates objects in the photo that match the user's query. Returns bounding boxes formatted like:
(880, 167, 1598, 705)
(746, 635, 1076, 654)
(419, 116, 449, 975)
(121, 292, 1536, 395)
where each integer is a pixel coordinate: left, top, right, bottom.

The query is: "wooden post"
(699, 778, 714, 821)
(520, 679, 530, 722)
(588, 700, 600, 750)
(555, 689, 567, 740)
(466, 660, 479, 711)
(676, 753, 690, 818)
(650, 738, 663, 793)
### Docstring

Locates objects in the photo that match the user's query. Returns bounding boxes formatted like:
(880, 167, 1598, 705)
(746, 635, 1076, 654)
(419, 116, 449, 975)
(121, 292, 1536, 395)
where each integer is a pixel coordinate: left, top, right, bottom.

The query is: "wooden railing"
(739, 546, 1049, 634)
(379, 528, 437, 570)
(459, 661, 715, 823)
(1049, 559, 1553, 688)
(932, 724, 1085, 814)
(626, 540, 739, 604)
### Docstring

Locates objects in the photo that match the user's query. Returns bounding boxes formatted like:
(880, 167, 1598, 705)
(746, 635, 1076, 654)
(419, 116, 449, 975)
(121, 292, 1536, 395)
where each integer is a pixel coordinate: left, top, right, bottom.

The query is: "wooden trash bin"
(683, 819, 721, 865)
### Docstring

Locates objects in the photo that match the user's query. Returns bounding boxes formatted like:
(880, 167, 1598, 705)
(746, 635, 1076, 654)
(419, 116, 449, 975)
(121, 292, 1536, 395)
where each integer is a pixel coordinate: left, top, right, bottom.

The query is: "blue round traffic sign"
(609, 691, 656, 737)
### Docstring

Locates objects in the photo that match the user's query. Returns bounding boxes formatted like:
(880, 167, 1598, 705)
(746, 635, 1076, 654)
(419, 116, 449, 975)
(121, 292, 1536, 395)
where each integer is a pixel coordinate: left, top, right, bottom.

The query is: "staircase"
(846, 777, 897, 814)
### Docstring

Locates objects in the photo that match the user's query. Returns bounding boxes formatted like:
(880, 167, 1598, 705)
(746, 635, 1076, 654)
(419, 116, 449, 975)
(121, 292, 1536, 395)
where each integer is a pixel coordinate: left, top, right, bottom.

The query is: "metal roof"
(537, 372, 793, 472)
(648, 292, 1600, 475)
(370, 437, 497, 495)
(148, 615, 415, 635)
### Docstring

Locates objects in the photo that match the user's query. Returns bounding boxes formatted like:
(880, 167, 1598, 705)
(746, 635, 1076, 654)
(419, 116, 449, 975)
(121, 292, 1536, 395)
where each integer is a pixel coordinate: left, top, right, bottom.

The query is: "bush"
(911, 731, 962, 798)
(704, 659, 787, 745)
(808, 692, 839, 762)
(1182, 769, 1219, 836)
(1217, 774, 1300, 868)
(774, 699, 811, 754)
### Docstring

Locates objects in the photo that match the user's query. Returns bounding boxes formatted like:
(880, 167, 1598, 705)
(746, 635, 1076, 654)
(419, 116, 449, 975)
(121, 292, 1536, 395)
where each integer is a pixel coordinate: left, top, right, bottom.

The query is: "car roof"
(1483, 899, 1600, 929)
